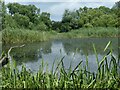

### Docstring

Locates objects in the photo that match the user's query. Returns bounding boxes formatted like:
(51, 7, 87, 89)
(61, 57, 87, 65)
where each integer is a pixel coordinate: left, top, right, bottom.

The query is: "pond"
(3, 38, 119, 73)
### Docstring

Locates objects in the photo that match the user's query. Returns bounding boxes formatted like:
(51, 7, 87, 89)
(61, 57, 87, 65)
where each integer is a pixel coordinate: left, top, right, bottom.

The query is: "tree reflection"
(3, 41, 52, 65)
(2, 38, 118, 66)
(62, 38, 118, 56)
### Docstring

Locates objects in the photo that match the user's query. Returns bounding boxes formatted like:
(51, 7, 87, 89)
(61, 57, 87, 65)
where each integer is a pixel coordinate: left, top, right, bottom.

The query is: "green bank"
(2, 27, 119, 44)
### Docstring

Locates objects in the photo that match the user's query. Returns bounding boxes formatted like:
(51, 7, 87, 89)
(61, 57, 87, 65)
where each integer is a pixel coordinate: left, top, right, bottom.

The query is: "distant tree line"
(53, 1, 120, 32)
(1, 1, 120, 32)
(2, 3, 51, 31)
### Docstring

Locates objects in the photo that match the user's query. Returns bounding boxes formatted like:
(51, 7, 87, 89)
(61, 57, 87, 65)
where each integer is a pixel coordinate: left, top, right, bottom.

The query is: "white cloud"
(41, 2, 115, 21)
(45, 3, 79, 16)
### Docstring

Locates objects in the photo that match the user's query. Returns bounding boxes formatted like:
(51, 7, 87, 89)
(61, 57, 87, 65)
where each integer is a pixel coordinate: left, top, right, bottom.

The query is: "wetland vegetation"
(0, 0, 120, 89)
(1, 1, 120, 44)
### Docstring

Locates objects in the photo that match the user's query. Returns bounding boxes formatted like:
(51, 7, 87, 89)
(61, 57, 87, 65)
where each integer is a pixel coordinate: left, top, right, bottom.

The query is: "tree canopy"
(1, 1, 119, 32)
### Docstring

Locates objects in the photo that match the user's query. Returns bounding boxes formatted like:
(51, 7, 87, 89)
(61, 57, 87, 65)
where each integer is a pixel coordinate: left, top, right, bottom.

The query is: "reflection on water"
(3, 38, 119, 73)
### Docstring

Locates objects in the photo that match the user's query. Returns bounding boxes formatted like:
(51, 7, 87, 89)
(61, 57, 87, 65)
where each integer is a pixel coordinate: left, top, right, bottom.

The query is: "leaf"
(87, 79, 96, 88)
(104, 41, 111, 52)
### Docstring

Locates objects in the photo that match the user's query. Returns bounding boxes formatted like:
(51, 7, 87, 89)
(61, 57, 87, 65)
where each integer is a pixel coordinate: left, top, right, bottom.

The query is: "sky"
(5, 0, 119, 21)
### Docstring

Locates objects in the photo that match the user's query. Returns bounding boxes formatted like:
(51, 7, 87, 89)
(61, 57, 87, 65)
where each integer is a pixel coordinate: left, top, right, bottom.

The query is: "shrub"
(83, 23, 93, 28)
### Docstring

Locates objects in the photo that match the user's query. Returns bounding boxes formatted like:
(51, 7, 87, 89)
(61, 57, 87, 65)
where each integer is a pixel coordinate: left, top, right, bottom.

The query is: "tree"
(52, 21, 61, 32)
(40, 12, 52, 29)
(34, 22, 47, 31)
(1, 1, 6, 30)
(4, 14, 18, 28)
(62, 9, 72, 23)
(0, 1, 2, 30)
(7, 3, 40, 24)
(113, 1, 120, 9)
(83, 23, 93, 28)
(99, 6, 111, 14)
(7, 3, 19, 15)
(13, 13, 30, 28)
(60, 23, 71, 32)
(113, 1, 120, 27)
(83, 6, 88, 13)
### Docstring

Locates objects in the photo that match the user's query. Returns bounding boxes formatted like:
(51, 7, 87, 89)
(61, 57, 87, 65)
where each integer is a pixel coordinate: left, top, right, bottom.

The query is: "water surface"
(3, 38, 119, 73)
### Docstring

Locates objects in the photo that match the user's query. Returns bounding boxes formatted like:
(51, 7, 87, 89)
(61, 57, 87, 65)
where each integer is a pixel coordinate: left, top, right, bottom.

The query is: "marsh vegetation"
(0, 0, 120, 89)
(1, 1, 120, 44)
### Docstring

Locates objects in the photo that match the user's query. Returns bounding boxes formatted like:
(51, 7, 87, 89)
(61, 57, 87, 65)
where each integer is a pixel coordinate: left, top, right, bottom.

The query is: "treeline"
(1, 1, 120, 32)
(53, 1, 120, 32)
(2, 2, 52, 31)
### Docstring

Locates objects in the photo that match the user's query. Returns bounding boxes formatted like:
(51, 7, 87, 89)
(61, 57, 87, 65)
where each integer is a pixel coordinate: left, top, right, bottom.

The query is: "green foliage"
(40, 12, 52, 29)
(113, 1, 120, 9)
(60, 23, 71, 32)
(4, 14, 18, 28)
(0, 1, 2, 31)
(2, 28, 57, 44)
(62, 9, 72, 23)
(52, 21, 61, 32)
(2, 27, 119, 44)
(59, 4, 119, 32)
(7, 3, 40, 21)
(114, 1, 120, 27)
(1, 1, 6, 30)
(34, 22, 48, 31)
(1, 2, 119, 42)
(56, 27, 119, 38)
(3, 2, 119, 32)
(83, 23, 93, 28)
(13, 13, 30, 28)
(5, 3, 51, 30)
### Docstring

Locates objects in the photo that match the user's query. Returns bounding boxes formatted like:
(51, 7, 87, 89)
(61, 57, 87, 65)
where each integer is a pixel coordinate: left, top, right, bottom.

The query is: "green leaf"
(104, 41, 111, 52)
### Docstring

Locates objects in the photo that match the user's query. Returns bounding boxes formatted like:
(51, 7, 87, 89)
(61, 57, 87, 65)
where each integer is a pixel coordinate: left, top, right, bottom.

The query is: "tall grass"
(2, 28, 57, 44)
(1, 42, 120, 88)
(57, 27, 119, 39)
(2, 27, 119, 44)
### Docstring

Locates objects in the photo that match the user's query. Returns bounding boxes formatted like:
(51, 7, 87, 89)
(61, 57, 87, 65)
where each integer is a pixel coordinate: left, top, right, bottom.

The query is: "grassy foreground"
(0, 42, 120, 89)
(2, 27, 119, 44)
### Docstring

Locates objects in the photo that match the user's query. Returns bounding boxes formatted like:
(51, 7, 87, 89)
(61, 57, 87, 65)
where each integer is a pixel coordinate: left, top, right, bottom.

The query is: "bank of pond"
(2, 27, 119, 44)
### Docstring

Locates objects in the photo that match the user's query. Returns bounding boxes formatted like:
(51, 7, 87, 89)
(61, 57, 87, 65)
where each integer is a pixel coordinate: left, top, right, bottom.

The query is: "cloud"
(40, 2, 115, 21)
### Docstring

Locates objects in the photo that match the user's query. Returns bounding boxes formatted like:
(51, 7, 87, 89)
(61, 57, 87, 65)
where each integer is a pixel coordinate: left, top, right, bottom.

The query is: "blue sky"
(5, 0, 119, 21)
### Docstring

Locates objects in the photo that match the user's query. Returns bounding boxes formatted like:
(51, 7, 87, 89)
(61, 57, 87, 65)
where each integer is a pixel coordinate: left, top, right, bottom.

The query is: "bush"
(35, 22, 48, 31)
(83, 23, 93, 28)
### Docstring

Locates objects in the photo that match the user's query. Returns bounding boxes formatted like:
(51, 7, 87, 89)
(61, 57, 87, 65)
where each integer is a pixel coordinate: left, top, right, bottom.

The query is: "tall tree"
(7, 3, 40, 24)
(40, 12, 52, 29)
(1, 1, 6, 30)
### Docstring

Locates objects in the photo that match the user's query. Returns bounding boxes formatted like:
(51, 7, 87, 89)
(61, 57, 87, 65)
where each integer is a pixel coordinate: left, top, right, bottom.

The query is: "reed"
(57, 27, 119, 39)
(2, 28, 57, 44)
(2, 27, 119, 44)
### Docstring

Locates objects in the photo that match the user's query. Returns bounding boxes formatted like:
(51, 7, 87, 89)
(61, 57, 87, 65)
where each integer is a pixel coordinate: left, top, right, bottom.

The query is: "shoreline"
(2, 27, 119, 44)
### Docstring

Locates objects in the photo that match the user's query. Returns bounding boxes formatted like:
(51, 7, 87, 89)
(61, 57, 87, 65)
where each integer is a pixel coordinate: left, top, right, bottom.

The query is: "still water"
(3, 38, 119, 73)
